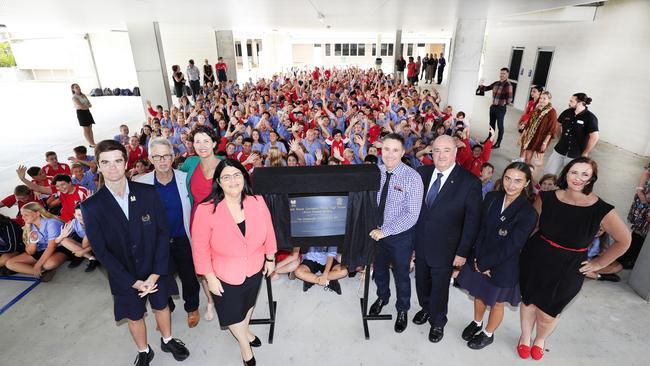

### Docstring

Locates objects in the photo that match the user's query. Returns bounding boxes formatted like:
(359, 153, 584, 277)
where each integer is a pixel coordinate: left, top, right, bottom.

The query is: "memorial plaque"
(289, 196, 348, 237)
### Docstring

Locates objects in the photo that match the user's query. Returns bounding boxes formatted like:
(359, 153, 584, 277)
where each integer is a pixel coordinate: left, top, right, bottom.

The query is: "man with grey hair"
(135, 137, 201, 328)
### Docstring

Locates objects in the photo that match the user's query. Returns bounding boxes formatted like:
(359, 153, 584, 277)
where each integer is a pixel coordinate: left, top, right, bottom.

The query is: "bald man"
(412, 135, 482, 343)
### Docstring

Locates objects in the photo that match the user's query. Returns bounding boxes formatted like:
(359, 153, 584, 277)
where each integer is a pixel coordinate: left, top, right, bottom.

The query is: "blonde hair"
(267, 147, 284, 167)
(21, 202, 62, 244)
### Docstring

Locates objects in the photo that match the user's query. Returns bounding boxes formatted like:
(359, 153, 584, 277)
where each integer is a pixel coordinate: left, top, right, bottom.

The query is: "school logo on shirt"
(141, 214, 151, 222)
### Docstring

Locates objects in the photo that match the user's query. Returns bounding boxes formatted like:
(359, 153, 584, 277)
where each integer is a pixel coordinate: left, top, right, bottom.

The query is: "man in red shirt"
(0, 185, 40, 226)
(235, 138, 258, 172)
(52, 174, 90, 222)
(42, 151, 71, 178)
(325, 129, 350, 157)
(312, 67, 321, 81)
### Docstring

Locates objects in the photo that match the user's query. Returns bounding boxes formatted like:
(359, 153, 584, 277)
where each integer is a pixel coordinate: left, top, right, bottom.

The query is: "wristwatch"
(265, 257, 274, 262)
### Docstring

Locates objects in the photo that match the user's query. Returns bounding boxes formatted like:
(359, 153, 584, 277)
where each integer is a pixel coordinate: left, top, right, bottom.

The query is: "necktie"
(426, 173, 444, 207)
(377, 172, 393, 227)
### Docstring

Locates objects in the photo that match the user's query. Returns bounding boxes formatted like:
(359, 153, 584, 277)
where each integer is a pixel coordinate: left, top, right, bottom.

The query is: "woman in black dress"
(517, 157, 630, 360)
(203, 59, 215, 86)
(172, 65, 186, 100)
(71, 83, 96, 147)
(457, 162, 538, 350)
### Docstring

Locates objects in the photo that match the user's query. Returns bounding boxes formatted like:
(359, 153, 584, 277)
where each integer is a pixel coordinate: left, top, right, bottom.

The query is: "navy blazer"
(81, 181, 170, 296)
(414, 164, 482, 268)
(472, 191, 538, 288)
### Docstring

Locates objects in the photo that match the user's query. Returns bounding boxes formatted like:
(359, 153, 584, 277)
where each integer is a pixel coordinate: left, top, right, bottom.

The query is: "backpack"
(103, 88, 113, 96)
(0, 219, 24, 253)
(89, 88, 103, 97)
(120, 88, 132, 96)
(133, 87, 140, 96)
(112, 88, 121, 96)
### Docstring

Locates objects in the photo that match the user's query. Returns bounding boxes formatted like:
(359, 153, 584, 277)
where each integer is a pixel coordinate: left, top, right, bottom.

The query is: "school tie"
(426, 173, 444, 207)
(377, 172, 392, 227)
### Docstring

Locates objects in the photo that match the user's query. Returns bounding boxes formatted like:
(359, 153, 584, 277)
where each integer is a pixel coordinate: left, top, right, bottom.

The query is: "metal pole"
(84, 33, 102, 90)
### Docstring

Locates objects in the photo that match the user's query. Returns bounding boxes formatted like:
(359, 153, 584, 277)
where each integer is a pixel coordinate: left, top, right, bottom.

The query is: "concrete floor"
(0, 81, 648, 365)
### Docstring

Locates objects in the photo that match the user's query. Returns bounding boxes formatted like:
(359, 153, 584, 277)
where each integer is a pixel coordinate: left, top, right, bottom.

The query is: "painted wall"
(89, 32, 138, 89)
(482, 0, 650, 156)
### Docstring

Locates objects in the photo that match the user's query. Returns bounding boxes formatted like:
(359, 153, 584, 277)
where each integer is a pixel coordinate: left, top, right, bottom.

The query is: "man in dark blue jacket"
(82, 140, 189, 366)
(412, 135, 482, 343)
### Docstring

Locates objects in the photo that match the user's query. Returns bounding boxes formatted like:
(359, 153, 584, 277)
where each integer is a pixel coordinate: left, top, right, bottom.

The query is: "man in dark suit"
(82, 140, 189, 366)
(412, 135, 482, 343)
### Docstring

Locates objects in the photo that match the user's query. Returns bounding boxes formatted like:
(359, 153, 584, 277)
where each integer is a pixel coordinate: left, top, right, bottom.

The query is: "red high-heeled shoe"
(517, 344, 531, 359)
(531, 345, 544, 360)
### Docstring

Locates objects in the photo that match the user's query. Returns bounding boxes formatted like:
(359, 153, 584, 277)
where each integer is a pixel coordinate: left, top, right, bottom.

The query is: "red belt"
(540, 235, 588, 252)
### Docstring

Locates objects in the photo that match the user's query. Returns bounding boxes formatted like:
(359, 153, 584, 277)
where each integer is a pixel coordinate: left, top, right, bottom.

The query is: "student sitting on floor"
(585, 224, 623, 282)
(55, 204, 99, 272)
(295, 246, 348, 295)
(271, 247, 301, 280)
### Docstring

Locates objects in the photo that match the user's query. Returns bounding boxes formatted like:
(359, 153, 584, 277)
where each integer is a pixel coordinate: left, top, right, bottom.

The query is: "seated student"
(480, 163, 495, 198)
(0, 213, 24, 276)
(71, 163, 97, 193)
(129, 159, 150, 180)
(42, 151, 72, 178)
(324, 128, 349, 158)
(18, 166, 60, 213)
(114, 124, 130, 146)
(270, 247, 301, 280)
(295, 246, 348, 295)
(459, 127, 495, 177)
(0, 185, 40, 226)
(50, 174, 90, 222)
(5, 202, 71, 282)
(25, 166, 54, 198)
(68, 145, 96, 173)
(55, 205, 99, 272)
(585, 225, 623, 282)
(538, 173, 558, 192)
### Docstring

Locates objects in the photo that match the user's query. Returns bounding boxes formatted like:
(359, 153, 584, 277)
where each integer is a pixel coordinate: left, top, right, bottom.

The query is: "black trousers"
(373, 230, 413, 312)
(437, 66, 445, 84)
(189, 79, 201, 100)
(415, 258, 453, 328)
(489, 104, 507, 144)
(169, 236, 200, 313)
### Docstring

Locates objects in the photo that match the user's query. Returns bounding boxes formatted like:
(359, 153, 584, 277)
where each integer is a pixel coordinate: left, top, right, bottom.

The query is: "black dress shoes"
(428, 326, 444, 343)
(461, 321, 483, 341)
(303, 281, 314, 292)
(134, 346, 154, 366)
(368, 298, 388, 316)
(243, 356, 256, 366)
(394, 311, 408, 333)
(325, 279, 342, 295)
(467, 331, 494, 350)
(249, 335, 262, 348)
(160, 338, 190, 361)
(412, 310, 430, 325)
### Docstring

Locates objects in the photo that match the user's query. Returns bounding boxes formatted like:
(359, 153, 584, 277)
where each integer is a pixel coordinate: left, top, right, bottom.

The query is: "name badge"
(498, 229, 508, 237)
(576, 120, 584, 125)
(141, 214, 151, 222)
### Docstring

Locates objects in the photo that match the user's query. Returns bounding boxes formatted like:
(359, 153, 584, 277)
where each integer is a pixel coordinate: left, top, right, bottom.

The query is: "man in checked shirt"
(368, 133, 424, 334)
(479, 67, 513, 148)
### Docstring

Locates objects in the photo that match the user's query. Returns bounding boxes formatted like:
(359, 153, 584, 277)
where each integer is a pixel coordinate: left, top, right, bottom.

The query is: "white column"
(251, 39, 259, 67)
(445, 1, 488, 117)
(126, 21, 172, 112)
(393, 29, 402, 74)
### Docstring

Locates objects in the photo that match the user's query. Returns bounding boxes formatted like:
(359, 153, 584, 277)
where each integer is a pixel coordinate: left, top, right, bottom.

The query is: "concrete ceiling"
(0, 0, 603, 35)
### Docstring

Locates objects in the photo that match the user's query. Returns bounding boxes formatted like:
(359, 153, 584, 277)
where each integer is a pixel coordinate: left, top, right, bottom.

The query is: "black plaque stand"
(252, 165, 385, 340)
(249, 275, 277, 344)
(359, 262, 392, 339)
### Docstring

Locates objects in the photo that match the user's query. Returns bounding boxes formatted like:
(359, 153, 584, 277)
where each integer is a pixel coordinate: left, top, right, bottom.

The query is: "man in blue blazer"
(412, 135, 482, 343)
(82, 140, 189, 366)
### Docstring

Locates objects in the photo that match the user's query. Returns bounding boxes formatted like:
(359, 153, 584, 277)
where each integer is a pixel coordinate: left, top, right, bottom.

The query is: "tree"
(0, 42, 17, 67)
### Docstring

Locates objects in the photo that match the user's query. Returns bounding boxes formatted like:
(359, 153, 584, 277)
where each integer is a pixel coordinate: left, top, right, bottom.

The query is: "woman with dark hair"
(456, 162, 538, 350)
(172, 65, 186, 99)
(517, 157, 631, 360)
(71, 83, 96, 147)
(191, 158, 277, 366)
(203, 59, 215, 86)
(517, 86, 543, 133)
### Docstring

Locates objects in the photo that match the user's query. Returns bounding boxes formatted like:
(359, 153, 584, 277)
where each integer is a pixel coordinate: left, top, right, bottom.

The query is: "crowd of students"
(0, 64, 645, 365)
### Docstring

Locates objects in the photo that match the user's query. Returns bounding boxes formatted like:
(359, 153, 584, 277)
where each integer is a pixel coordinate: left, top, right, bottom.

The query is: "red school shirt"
(42, 163, 71, 178)
(325, 136, 349, 157)
(127, 145, 148, 170)
(58, 185, 90, 222)
(1, 194, 41, 226)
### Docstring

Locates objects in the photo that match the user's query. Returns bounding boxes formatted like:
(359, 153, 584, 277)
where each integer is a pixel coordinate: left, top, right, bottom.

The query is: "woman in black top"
(172, 65, 186, 99)
(457, 162, 537, 350)
(517, 157, 630, 360)
(71, 83, 96, 147)
(203, 59, 215, 86)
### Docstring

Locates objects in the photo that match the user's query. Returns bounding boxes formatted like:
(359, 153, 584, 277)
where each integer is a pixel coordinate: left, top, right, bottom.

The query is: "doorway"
(532, 48, 554, 89)
(508, 47, 524, 100)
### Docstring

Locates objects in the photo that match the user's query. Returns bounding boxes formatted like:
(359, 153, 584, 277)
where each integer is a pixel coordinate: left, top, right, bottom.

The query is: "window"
(407, 43, 413, 56)
(372, 43, 376, 56)
(325, 43, 331, 56)
(388, 43, 394, 56)
(335, 43, 341, 56)
(342, 43, 349, 56)
(417, 43, 425, 47)
(350, 43, 357, 56)
(380, 43, 388, 56)
(358, 43, 365, 56)
(246, 43, 253, 56)
(235, 41, 242, 57)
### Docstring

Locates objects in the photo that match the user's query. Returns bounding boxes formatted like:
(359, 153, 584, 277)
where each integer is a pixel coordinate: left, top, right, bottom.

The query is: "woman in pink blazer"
(191, 158, 277, 366)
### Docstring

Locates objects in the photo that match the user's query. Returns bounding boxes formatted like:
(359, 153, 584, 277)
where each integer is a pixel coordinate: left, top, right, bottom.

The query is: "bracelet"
(265, 257, 274, 262)
(636, 187, 644, 191)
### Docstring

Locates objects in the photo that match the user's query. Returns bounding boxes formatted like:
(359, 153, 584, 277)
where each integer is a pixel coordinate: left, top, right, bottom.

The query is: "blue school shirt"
(30, 217, 63, 251)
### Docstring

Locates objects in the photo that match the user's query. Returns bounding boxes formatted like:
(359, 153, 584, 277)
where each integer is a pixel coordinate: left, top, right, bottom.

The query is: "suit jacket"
(191, 195, 277, 285)
(135, 169, 191, 240)
(81, 181, 170, 295)
(472, 191, 538, 287)
(414, 164, 482, 268)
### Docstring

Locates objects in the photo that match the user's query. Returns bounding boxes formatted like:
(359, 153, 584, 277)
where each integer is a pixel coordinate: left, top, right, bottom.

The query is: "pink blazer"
(191, 195, 277, 285)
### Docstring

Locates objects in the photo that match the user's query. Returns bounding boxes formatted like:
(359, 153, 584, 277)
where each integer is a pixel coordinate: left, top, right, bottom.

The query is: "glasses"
(219, 172, 244, 182)
(151, 154, 173, 162)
